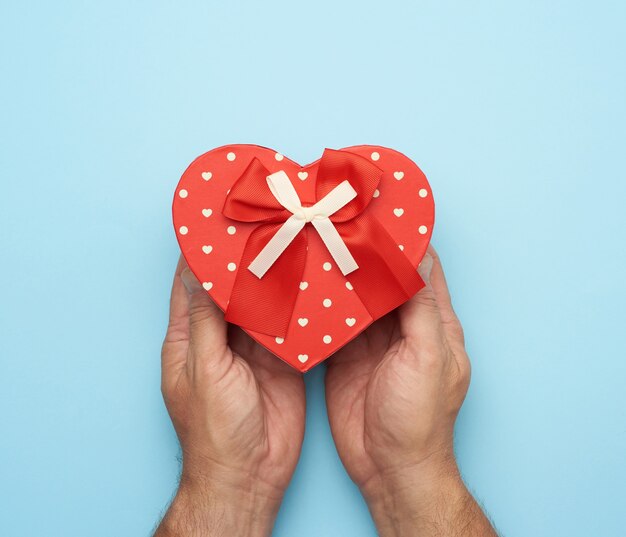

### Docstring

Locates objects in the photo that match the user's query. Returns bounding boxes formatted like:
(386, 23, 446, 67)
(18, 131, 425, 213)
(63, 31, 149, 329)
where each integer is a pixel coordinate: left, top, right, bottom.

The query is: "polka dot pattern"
(172, 144, 434, 372)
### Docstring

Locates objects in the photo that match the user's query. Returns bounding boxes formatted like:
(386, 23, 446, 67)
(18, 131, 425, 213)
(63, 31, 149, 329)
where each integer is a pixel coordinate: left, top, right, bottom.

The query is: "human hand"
(325, 247, 496, 536)
(155, 257, 306, 537)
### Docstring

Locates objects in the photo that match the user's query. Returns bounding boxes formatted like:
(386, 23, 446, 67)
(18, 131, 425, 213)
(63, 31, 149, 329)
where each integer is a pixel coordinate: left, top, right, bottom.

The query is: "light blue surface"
(1, 1, 625, 535)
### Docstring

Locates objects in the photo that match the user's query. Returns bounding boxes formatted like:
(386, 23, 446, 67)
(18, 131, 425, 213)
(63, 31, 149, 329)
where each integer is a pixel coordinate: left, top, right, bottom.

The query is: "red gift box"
(172, 144, 434, 372)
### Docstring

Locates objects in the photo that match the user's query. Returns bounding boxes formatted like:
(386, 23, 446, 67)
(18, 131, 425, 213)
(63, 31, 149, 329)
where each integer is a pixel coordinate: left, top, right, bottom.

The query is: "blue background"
(1, 1, 625, 535)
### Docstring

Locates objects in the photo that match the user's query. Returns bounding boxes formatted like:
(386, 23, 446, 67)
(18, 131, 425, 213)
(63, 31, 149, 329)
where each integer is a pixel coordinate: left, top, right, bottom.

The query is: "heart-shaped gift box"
(172, 144, 434, 371)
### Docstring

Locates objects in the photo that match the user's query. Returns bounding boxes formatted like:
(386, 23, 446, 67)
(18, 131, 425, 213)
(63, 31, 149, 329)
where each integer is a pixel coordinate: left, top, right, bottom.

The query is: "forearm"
(154, 474, 282, 537)
(362, 460, 497, 537)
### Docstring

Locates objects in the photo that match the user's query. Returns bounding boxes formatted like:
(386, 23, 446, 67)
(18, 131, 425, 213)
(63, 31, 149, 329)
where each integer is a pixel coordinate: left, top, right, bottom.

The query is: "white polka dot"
(275, 153, 284, 161)
(371, 151, 380, 161)
(179, 189, 188, 198)
(202, 282, 213, 291)
(345, 317, 356, 327)
(323, 262, 332, 271)
(393, 208, 404, 217)
(179, 226, 188, 235)
(201, 171, 212, 181)
(398, 244, 404, 251)
(373, 189, 380, 198)
(202, 245, 213, 254)
(298, 354, 309, 363)
(227, 225, 236, 235)
(227, 262, 236, 271)
(323, 335, 332, 344)
(275, 337, 284, 344)
(393, 171, 404, 180)
(298, 318, 308, 327)
(298, 172, 308, 180)
(299, 281, 308, 290)
(202, 208, 212, 218)
(345, 281, 353, 290)
(418, 225, 428, 235)
(419, 188, 428, 198)
(227, 151, 236, 161)
(323, 298, 332, 308)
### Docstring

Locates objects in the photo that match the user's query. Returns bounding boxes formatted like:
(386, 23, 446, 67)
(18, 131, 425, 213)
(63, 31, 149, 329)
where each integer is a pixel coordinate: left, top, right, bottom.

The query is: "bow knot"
(294, 206, 319, 222)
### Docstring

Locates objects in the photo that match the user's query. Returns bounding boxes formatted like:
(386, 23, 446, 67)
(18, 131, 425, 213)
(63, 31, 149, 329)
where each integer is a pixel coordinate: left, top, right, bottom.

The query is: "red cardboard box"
(173, 144, 434, 372)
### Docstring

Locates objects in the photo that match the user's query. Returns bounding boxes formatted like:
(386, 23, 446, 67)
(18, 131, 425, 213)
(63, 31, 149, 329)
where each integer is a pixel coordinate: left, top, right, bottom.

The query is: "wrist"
(157, 465, 283, 537)
(361, 455, 468, 537)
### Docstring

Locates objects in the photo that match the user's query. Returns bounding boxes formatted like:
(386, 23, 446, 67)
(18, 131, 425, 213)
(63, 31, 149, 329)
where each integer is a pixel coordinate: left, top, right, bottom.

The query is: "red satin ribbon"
(222, 149, 425, 337)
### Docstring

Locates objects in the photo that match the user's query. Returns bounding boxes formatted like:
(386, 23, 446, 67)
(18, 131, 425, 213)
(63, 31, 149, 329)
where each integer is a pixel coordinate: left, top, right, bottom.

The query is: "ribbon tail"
(339, 214, 425, 320)
(248, 215, 305, 278)
(225, 223, 308, 337)
(311, 217, 359, 275)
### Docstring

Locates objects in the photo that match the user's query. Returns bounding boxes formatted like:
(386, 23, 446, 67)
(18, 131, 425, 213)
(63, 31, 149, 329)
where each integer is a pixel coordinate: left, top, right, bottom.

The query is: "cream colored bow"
(248, 170, 360, 278)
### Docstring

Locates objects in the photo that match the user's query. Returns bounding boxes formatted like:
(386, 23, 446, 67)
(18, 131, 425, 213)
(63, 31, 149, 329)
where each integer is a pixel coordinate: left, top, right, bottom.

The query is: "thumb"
(180, 266, 231, 375)
(398, 252, 443, 342)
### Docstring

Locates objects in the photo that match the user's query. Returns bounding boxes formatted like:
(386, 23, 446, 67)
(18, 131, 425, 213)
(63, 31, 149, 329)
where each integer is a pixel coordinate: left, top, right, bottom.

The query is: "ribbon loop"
(248, 171, 359, 278)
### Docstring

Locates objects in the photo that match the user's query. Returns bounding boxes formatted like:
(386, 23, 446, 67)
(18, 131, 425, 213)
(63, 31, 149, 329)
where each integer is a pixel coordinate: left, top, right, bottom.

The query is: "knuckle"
(188, 303, 218, 328)
(453, 352, 472, 387)
(413, 290, 439, 312)
(163, 318, 189, 345)
(444, 318, 465, 344)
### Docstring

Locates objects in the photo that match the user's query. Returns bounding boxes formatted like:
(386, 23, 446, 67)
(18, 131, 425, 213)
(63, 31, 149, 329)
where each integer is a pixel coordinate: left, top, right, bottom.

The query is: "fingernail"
(418, 253, 433, 283)
(180, 267, 202, 294)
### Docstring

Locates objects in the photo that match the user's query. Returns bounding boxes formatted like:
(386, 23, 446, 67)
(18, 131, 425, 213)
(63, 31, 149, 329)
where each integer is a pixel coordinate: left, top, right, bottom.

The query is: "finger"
(162, 256, 191, 391)
(164, 256, 191, 344)
(398, 251, 444, 346)
(428, 246, 465, 346)
(180, 265, 232, 377)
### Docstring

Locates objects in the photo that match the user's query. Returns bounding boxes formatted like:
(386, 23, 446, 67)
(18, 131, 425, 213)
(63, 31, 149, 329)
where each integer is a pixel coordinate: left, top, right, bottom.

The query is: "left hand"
(155, 256, 306, 537)
(324, 247, 491, 536)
